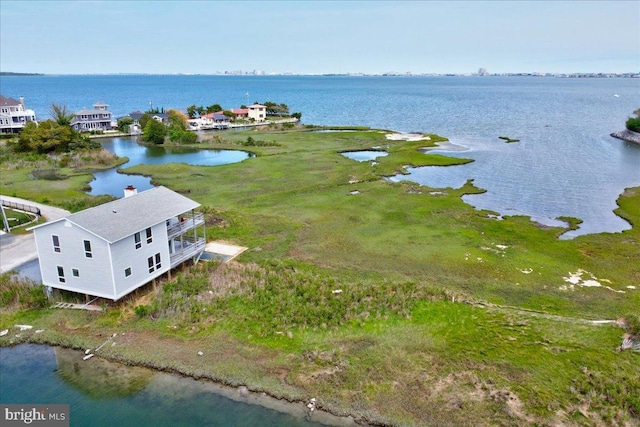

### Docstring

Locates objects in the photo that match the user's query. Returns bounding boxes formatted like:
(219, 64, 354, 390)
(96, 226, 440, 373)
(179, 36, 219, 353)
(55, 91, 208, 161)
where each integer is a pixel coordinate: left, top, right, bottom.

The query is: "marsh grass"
(0, 272, 48, 310)
(2, 127, 639, 426)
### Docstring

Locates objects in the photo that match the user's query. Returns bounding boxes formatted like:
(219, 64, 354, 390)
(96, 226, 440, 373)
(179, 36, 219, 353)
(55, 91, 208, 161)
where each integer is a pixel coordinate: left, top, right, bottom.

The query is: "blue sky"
(1, 1, 638, 74)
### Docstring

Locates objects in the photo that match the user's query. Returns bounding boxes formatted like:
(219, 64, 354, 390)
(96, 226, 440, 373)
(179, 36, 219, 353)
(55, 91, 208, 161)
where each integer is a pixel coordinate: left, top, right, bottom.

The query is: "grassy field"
(1, 127, 638, 426)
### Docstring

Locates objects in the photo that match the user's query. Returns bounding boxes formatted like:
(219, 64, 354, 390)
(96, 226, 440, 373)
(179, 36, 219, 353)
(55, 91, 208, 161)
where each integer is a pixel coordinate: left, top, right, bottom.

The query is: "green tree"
(138, 113, 152, 131)
(169, 128, 197, 144)
(205, 104, 222, 114)
(145, 106, 164, 114)
(626, 108, 640, 132)
(186, 104, 198, 119)
(263, 101, 289, 116)
(49, 104, 74, 126)
(222, 110, 236, 120)
(12, 120, 91, 153)
(143, 119, 167, 145)
(167, 109, 188, 131)
(117, 117, 134, 133)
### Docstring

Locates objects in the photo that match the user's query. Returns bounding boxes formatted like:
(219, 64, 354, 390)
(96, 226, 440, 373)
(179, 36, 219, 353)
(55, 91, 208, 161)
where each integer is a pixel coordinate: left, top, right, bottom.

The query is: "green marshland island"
(1, 124, 639, 426)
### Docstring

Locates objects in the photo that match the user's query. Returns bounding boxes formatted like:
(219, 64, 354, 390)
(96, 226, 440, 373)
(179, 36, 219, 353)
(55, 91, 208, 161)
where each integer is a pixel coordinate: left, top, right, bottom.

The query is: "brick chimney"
(124, 185, 138, 198)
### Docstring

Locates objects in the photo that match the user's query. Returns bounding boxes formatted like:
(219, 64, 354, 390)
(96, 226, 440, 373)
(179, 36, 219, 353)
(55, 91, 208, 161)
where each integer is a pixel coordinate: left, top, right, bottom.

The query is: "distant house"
(29, 186, 206, 301)
(248, 104, 266, 122)
(203, 112, 230, 123)
(151, 113, 169, 124)
(198, 112, 230, 129)
(0, 95, 37, 134)
(71, 101, 113, 132)
(231, 108, 249, 119)
(117, 110, 145, 134)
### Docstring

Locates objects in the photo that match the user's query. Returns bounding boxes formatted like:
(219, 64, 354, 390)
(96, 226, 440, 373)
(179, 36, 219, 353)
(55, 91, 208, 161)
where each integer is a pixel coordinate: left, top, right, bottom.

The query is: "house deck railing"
(167, 213, 204, 240)
(170, 237, 206, 267)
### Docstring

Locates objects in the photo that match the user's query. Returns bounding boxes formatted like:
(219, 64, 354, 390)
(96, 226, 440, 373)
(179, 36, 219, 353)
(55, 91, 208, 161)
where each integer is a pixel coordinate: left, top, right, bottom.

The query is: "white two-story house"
(0, 95, 37, 134)
(29, 186, 206, 300)
(247, 104, 266, 122)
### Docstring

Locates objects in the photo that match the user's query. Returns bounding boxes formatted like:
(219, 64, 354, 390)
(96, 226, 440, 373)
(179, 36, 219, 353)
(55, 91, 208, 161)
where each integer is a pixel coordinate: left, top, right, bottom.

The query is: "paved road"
(0, 195, 70, 274)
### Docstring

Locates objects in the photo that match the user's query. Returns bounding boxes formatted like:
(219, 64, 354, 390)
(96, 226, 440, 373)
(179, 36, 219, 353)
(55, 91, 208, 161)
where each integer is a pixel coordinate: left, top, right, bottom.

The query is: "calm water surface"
(0, 344, 336, 427)
(341, 150, 388, 162)
(88, 137, 251, 197)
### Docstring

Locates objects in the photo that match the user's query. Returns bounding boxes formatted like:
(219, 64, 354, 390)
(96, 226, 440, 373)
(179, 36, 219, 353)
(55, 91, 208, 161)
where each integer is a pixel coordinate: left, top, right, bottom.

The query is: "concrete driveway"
(0, 196, 70, 274)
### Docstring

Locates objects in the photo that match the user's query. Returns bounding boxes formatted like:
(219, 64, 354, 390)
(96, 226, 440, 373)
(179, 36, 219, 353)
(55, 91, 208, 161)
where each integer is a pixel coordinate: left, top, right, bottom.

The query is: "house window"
(155, 253, 161, 270)
(72, 269, 79, 277)
(146, 227, 153, 244)
(134, 232, 141, 249)
(125, 267, 132, 277)
(57, 266, 65, 283)
(84, 240, 92, 258)
(52, 235, 61, 253)
(148, 256, 155, 273)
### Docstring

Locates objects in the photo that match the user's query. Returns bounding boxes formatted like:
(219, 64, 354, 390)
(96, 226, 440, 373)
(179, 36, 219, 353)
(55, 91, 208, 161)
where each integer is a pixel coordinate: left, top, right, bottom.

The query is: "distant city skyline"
(1, 1, 638, 75)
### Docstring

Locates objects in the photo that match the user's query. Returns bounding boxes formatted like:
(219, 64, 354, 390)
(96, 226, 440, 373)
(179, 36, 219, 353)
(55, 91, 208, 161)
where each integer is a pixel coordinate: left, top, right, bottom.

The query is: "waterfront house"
(29, 186, 206, 301)
(117, 110, 145, 134)
(150, 113, 169, 124)
(231, 108, 249, 119)
(0, 95, 37, 134)
(248, 104, 267, 122)
(71, 101, 113, 132)
(198, 112, 230, 129)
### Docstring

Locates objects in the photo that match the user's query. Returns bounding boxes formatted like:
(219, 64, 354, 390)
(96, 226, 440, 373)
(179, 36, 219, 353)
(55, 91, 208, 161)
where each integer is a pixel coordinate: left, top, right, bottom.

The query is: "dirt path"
(473, 301, 616, 325)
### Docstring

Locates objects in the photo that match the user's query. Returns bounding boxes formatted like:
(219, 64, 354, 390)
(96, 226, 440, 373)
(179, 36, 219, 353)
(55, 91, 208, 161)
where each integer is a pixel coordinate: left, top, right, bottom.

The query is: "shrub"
(623, 313, 640, 336)
(142, 119, 167, 145)
(625, 117, 640, 132)
(0, 272, 48, 309)
(134, 305, 150, 318)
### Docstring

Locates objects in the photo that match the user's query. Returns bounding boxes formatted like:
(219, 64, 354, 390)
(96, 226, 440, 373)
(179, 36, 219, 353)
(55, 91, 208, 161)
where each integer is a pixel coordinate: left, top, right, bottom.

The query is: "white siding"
(33, 220, 114, 298)
(111, 222, 171, 299)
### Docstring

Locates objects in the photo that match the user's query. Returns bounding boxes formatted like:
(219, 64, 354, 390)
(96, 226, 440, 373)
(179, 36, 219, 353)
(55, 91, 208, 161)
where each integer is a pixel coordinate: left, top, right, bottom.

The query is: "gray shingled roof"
(0, 95, 21, 106)
(63, 186, 200, 243)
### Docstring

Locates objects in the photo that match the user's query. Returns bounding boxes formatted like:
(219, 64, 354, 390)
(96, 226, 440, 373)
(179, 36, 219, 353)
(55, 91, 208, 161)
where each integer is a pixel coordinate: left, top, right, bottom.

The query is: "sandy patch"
(561, 269, 625, 293)
(420, 140, 470, 152)
(205, 241, 247, 260)
(385, 132, 430, 142)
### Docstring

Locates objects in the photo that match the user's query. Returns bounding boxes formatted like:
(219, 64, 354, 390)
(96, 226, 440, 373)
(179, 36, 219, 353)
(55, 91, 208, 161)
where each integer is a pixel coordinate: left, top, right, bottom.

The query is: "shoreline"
(1, 338, 367, 427)
(418, 140, 469, 152)
(611, 129, 640, 145)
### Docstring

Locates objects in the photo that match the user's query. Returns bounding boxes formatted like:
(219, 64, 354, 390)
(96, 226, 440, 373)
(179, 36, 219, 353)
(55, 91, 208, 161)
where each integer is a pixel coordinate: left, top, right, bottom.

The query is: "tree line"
(9, 104, 99, 154)
(185, 101, 301, 120)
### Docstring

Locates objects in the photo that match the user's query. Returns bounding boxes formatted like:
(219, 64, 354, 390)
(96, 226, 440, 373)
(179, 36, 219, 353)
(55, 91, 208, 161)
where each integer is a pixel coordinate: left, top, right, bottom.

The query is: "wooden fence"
(1, 199, 41, 216)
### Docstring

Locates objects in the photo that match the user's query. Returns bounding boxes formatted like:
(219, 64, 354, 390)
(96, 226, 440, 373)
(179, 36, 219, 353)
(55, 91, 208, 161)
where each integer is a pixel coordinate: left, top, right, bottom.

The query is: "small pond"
(341, 150, 388, 162)
(89, 137, 252, 197)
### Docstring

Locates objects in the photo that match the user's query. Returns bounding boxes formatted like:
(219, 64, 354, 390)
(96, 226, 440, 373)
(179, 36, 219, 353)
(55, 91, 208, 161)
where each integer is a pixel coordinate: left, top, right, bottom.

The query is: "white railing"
(166, 213, 204, 240)
(170, 238, 206, 267)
